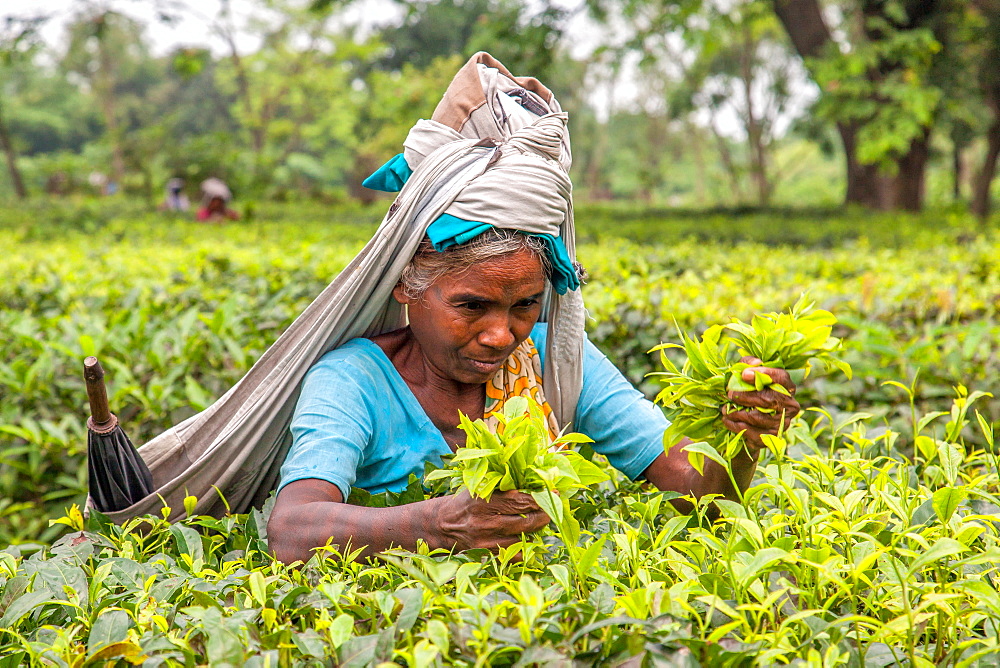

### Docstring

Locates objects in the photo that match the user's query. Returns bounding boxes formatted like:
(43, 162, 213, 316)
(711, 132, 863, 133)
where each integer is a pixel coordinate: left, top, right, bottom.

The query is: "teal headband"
(363, 153, 579, 294)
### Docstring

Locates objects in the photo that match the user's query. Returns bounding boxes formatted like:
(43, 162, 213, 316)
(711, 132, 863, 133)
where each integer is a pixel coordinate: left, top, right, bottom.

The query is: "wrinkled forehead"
(429, 249, 548, 300)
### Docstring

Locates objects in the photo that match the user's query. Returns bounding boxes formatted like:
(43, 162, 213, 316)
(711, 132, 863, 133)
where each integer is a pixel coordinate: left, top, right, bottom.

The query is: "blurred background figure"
(161, 178, 190, 212)
(87, 171, 109, 195)
(197, 177, 239, 222)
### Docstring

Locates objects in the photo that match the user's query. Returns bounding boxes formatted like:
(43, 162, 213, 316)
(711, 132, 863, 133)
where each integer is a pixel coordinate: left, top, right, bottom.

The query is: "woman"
(196, 178, 239, 222)
(268, 232, 797, 563)
(266, 54, 798, 564)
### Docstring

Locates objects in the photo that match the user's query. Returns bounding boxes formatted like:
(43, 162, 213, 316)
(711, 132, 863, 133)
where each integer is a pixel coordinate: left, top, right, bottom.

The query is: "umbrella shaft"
(84, 356, 112, 424)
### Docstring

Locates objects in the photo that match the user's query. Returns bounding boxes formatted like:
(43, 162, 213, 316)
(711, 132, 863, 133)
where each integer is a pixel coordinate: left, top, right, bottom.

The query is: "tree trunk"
(582, 121, 609, 198)
(708, 117, 745, 202)
(838, 121, 930, 210)
(952, 140, 964, 201)
(889, 130, 930, 211)
(644, 114, 666, 203)
(773, 0, 869, 206)
(688, 120, 707, 205)
(0, 101, 27, 199)
(969, 0, 1000, 220)
(972, 119, 1000, 220)
(740, 23, 771, 205)
(222, 31, 266, 155)
(838, 122, 881, 207)
(771, 0, 830, 61)
(95, 22, 125, 189)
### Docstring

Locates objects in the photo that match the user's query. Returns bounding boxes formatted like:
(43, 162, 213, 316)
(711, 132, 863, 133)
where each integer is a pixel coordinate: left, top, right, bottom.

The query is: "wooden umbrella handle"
(84, 356, 114, 427)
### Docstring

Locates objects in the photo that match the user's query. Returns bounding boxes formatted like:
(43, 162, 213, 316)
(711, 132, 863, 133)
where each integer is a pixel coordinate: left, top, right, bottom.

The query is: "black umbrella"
(84, 356, 154, 512)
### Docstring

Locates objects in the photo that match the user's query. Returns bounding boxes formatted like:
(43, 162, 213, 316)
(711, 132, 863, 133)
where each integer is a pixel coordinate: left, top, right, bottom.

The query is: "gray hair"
(399, 228, 552, 300)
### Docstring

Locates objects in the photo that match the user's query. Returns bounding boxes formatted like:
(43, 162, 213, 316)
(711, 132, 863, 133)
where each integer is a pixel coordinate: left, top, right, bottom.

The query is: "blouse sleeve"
(531, 323, 668, 480)
(278, 354, 374, 500)
(574, 337, 669, 480)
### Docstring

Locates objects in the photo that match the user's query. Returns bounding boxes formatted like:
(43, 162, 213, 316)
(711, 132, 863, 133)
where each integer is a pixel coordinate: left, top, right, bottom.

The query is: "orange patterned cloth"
(484, 337, 560, 440)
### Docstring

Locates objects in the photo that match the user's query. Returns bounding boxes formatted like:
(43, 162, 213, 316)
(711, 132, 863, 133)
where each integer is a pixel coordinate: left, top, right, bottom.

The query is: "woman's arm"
(267, 478, 550, 564)
(641, 436, 760, 510)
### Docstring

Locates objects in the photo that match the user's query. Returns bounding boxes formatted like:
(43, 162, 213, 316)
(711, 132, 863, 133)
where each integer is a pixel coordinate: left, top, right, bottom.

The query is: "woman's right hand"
(433, 489, 551, 551)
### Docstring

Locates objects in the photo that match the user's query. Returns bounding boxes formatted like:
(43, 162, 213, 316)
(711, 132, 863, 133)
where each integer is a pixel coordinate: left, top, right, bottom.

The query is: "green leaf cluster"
(426, 397, 611, 596)
(425, 396, 608, 507)
(653, 296, 852, 461)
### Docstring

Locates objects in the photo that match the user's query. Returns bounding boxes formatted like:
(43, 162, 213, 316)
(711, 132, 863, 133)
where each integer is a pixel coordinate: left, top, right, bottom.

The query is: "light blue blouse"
(279, 323, 668, 500)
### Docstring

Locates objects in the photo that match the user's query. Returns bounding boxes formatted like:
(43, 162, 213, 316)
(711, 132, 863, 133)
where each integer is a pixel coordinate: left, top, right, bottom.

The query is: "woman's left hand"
(721, 356, 800, 448)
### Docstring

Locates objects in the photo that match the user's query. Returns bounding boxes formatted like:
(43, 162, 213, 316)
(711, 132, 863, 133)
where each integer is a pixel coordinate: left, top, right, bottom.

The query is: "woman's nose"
(478, 314, 515, 350)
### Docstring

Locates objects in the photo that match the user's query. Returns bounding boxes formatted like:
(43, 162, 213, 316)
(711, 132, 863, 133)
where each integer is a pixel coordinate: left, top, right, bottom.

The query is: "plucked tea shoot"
(652, 296, 852, 465)
(425, 396, 609, 593)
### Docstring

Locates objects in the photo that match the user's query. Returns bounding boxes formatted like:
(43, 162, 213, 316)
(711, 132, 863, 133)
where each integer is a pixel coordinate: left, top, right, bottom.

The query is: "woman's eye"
(459, 302, 483, 311)
(516, 299, 539, 309)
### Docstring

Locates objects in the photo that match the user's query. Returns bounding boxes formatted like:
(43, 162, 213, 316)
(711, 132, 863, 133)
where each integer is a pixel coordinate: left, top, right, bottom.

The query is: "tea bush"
(3, 200, 1000, 665)
(2, 392, 999, 666)
(2, 201, 997, 538)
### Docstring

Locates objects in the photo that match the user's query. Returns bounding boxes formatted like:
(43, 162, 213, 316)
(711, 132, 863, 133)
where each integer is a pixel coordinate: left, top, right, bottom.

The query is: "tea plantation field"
(2, 200, 1000, 665)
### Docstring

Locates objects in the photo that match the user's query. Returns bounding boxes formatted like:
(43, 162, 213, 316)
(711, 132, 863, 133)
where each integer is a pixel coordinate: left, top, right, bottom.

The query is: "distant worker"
(87, 171, 109, 196)
(161, 178, 190, 212)
(197, 177, 240, 222)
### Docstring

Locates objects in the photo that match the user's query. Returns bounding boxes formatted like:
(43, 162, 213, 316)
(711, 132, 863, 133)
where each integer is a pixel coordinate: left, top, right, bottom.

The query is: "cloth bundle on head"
(365, 53, 578, 294)
(200, 177, 232, 204)
(94, 52, 584, 523)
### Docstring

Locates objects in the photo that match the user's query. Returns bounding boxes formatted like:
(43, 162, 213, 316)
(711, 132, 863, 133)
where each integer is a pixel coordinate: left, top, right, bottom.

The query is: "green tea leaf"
(932, 487, 968, 524)
(88, 609, 131, 656)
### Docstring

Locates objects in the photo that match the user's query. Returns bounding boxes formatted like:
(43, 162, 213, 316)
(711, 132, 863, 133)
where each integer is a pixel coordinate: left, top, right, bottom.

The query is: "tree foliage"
(0, 0, 997, 210)
(377, 0, 566, 79)
(772, 0, 994, 211)
(0, 15, 50, 199)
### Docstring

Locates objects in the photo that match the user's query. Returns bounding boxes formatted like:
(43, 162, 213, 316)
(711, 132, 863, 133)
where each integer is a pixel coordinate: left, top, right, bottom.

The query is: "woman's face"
(394, 248, 546, 386)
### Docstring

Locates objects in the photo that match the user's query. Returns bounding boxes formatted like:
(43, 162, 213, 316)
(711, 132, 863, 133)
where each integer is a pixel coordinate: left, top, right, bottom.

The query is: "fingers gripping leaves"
(425, 397, 609, 523)
(651, 296, 853, 465)
(425, 397, 609, 592)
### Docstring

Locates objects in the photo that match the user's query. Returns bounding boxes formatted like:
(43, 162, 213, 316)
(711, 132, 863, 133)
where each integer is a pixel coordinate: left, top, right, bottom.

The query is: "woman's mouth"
(466, 358, 505, 374)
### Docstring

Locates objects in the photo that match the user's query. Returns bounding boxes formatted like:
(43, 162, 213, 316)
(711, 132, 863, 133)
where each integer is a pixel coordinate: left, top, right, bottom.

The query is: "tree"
(314, 0, 569, 200)
(772, 0, 963, 211)
(4, 62, 102, 156)
(62, 6, 156, 188)
(346, 56, 463, 203)
(376, 0, 568, 82)
(680, 1, 799, 205)
(0, 15, 46, 199)
(969, 0, 1000, 219)
(116, 47, 239, 202)
(589, 0, 802, 205)
(208, 0, 383, 195)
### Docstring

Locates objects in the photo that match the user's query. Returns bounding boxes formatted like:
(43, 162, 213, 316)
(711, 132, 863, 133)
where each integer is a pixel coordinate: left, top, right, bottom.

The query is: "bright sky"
(4, 0, 405, 56)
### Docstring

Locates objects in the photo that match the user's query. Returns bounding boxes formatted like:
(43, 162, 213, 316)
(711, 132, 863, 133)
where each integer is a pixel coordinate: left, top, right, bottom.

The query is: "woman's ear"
(392, 283, 410, 305)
